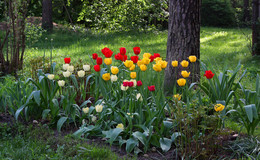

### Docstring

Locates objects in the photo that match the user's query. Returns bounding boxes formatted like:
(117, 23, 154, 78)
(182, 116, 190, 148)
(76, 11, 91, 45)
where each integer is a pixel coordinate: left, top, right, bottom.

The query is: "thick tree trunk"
(164, 0, 201, 95)
(42, 0, 53, 31)
(252, 0, 260, 56)
(243, 0, 250, 23)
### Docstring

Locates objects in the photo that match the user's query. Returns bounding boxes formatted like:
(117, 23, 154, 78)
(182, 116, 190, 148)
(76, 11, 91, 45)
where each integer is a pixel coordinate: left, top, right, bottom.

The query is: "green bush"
(201, 0, 236, 27)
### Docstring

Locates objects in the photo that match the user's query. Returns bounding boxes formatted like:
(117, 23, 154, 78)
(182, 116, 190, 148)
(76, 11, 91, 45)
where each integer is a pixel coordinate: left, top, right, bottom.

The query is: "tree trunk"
(42, 0, 53, 31)
(164, 0, 201, 95)
(243, 0, 250, 23)
(252, 0, 260, 56)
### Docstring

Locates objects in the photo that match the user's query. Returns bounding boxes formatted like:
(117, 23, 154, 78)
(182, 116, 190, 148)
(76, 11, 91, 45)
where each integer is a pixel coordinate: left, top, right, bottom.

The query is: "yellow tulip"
(181, 70, 190, 78)
(142, 57, 150, 65)
(143, 53, 152, 59)
(104, 58, 112, 65)
(124, 60, 133, 68)
(214, 104, 225, 112)
(82, 107, 89, 114)
(153, 63, 162, 72)
(180, 60, 189, 68)
(172, 60, 178, 67)
(154, 57, 162, 62)
(116, 123, 124, 130)
(173, 94, 181, 101)
(189, 55, 197, 63)
(130, 72, 136, 79)
(177, 78, 186, 87)
(140, 64, 147, 71)
(129, 64, 135, 71)
(137, 60, 144, 67)
(102, 73, 111, 81)
(111, 66, 119, 74)
(160, 61, 168, 69)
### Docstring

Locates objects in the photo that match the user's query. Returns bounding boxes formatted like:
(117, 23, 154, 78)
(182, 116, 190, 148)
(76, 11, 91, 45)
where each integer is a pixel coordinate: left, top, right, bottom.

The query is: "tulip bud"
(67, 65, 74, 72)
(63, 64, 69, 70)
(63, 71, 71, 77)
(83, 64, 91, 71)
(58, 80, 65, 87)
(48, 74, 55, 80)
(77, 70, 85, 77)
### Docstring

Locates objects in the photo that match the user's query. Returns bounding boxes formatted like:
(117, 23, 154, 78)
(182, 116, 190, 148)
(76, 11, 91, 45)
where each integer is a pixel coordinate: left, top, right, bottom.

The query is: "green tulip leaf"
(126, 138, 138, 153)
(102, 128, 123, 145)
(42, 109, 50, 119)
(133, 131, 147, 146)
(57, 117, 68, 132)
(159, 138, 172, 152)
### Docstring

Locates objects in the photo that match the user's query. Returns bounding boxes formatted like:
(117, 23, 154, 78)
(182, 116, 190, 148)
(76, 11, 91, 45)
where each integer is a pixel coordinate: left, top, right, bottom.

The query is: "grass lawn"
(0, 123, 128, 160)
(24, 27, 259, 89)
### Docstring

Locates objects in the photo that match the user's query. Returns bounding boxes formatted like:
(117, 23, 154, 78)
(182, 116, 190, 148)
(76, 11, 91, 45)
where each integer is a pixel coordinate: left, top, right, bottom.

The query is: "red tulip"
(137, 80, 142, 86)
(148, 85, 155, 91)
(94, 65, 101, 72)
(123, 82, 128, 87)
(120, 47, 126, 55)
(204, 70, 214, 79)
(133, 47, 141, 55)
(153, 53, 160, 58)
(122, 54, 128, 62)
(96, 57, 103, 65)
(128, 82, 134, 87)
(101, 47, 113, 58)
(92, 53, 98, 59)
(131, 56, 139, 64)
(64, 57, 71, 64)
(150, 55, 155, 62)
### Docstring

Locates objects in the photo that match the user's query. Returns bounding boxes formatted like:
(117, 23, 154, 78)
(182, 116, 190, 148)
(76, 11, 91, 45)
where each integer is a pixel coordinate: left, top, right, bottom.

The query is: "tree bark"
(164, 0, 201, 95)
(252, 0, 260, 56)
(243, 0, 250, 23)
(42, 0, 53, 31)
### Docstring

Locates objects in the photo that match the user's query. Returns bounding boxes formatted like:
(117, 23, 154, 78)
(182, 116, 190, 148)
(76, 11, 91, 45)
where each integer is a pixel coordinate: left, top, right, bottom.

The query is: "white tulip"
(63, 64, 69, 70)
(136, 93, 143, 101)
(58, 80, 65, 87)
(67, 65, 74, 72)
(48, 74, 54, 80)
(110, 75, 118, 82)
(95, 105, 103, 113)
(63, 71, 71, 77)
(121, 84, 128, 91)
(83, 64, 91, 71)
(91, 115, 97, 122)
(77, 70, 85, 77)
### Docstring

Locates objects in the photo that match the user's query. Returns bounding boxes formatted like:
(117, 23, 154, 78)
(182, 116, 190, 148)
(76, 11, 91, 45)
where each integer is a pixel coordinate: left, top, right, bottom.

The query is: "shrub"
(201, 0, 236, 27)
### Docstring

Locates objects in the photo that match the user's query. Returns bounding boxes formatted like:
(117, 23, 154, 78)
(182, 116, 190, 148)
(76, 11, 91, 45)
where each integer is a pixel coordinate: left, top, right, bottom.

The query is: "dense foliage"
(201, 0, 236, 27)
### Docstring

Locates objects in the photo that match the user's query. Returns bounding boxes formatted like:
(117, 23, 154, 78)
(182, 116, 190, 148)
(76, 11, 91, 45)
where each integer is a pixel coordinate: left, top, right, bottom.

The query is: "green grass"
(24, 27, 259, 89)
(0, 123, 127, 160)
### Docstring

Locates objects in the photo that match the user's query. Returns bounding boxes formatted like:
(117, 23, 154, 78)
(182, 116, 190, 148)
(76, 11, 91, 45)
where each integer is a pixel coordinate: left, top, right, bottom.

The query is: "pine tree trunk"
(164, 0, 201, 95)
(252, 0, 260, 56)
(42, 0, 53, 31)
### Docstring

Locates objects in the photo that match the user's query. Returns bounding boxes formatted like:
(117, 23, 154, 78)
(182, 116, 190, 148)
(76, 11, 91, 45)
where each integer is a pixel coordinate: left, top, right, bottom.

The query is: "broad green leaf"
(15, 105, 26, 120)
(42, 109, 50, 119)
(133, 131, 147, 146)
(102, 128, 123, 145)
(57, 117, 68, 132)
(126, 138, 138, 153)
(73, 125, 96, 137)
(171, 132, 181, 142)
(244, 104, 253, 123)
(33, 90, 41, 106)
(159, 138, 172, 152)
